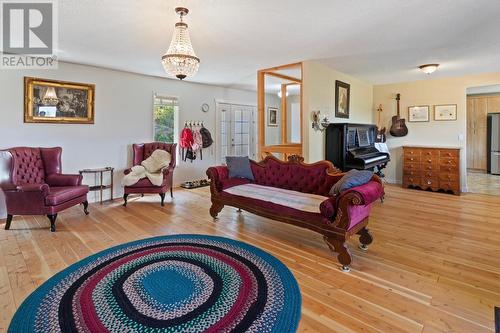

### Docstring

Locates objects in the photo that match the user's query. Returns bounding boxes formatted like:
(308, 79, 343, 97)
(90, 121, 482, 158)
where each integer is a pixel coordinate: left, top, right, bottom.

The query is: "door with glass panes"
(218, 103, 256, 163)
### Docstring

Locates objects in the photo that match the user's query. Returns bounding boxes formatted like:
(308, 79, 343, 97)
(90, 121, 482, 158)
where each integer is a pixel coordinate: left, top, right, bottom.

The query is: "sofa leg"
(170, 186, 173, 198)
(209, 201, 224, 220)
(358, 227, 373, 251)
(324, 236, 352, 272)
(5, 214, 13, 230)
(159, 193, 165, 206)
(82, 201, 90, 215)
(47, 214, 58, 232)
(123, 194, 129, 207)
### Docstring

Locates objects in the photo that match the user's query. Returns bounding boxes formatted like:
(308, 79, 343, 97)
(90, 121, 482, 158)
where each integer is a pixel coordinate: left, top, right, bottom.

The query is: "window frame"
(153, 93, 179, 144)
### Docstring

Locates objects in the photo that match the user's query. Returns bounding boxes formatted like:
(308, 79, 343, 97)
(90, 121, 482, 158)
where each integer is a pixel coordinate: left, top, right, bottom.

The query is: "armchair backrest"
(0, 147, 62, 186)
(132, 142, 177, 169)
(250, 156, 343, 196)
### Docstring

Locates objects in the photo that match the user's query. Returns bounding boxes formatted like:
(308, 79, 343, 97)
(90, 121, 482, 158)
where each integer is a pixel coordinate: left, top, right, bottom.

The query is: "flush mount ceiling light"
(419, 64, 439, 75)
(161, 7, 200, 80)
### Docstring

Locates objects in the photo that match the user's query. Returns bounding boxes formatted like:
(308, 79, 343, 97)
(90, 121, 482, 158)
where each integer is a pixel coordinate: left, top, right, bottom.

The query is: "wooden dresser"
(402, 146, 461, 195)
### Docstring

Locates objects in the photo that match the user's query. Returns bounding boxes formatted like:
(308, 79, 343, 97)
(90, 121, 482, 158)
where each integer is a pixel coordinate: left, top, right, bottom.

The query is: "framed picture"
(335, 80, 350, 118)
(408, 105, 430, 122)
(268, 107, 278, 127)
(24, 77, 95, 124)
(434, 104, 457, 121)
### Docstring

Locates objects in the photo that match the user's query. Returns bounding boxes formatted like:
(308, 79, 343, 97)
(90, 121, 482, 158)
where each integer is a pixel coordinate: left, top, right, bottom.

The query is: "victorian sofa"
(206, 155, 384, 271)
(123, 142, 177, 206)
(0, 147, 89, 232)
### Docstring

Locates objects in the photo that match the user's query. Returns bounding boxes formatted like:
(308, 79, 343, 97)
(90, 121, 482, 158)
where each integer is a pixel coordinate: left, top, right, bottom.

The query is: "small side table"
(79, 167, 114, 204)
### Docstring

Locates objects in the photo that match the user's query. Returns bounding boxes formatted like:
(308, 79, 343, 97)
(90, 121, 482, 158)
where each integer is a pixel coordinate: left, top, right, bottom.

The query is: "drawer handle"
(410, 158, 414, 161)
(427, 173, 432, 176)
(409, 178, 413, 182)
(448, 161, 452, 164)
(447, 153, 452, 156)
(428, 159, 432, 162)
(427, 181, 432, 185)
(448, 167, 452, 171)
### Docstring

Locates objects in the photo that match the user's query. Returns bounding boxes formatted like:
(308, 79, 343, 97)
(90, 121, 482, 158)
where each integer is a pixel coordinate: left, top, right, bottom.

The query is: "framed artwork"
(408, 105, 430, 122)
(434, 104, 457, 121)
(24, 77, 95, 124)
(335, 80, 350, 118)
(268, 107, 278, 127)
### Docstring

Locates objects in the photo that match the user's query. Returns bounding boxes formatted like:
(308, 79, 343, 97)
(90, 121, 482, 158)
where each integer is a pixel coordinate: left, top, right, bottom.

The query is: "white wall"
(302, 61, 374, 162)
(373, 71, 500, 190)
(0, 62, 257, 218)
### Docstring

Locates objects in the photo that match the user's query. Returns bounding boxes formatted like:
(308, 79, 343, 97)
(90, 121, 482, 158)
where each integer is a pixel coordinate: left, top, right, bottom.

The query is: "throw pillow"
(329, 169, 373, 196)
(226, 156, 255, 181)
(141, 149, 171, 173)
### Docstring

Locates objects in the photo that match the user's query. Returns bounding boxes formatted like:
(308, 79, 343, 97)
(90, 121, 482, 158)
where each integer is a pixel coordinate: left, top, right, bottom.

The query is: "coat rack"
(184, 121, 204, 127)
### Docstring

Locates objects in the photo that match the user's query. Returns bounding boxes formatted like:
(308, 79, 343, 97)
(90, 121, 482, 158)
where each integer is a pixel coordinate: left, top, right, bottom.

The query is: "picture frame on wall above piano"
(408, 105, 430, 122)
(335, 80, 350, 119)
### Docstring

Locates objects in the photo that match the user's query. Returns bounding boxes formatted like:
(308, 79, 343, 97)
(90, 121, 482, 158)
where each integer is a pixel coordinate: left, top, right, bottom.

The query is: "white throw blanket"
(122, 149, 171, 187)
(223, 183, 327, 213)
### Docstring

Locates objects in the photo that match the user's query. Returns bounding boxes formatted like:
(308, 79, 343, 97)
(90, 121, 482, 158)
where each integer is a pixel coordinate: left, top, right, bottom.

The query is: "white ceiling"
(56, 0, 500, 90)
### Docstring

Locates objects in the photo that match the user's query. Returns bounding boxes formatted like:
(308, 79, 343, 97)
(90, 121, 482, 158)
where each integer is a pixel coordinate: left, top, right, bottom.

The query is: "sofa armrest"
(320, 197, 336, 219)
(46, 173, 82, 187)
(15, 183, 50, 196)
(340, 179, 384, 206)
(206, 166, 229, 193)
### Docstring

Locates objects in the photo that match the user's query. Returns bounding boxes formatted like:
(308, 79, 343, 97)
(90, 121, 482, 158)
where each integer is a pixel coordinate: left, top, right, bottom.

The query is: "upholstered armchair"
(123, 142, 177, 206)
(0, 147, 89, 232)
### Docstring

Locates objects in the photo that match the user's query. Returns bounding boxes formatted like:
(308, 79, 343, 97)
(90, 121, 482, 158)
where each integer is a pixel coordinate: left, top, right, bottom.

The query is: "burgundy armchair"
(123, 142, 177, 206)
(0, 147, 89, 232)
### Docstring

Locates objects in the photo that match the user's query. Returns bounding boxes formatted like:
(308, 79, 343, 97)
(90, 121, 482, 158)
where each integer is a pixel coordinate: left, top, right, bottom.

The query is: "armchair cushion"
(45, 186, 88, 206)
(329, 169, 373, 196)
(46, 174, 82, 187)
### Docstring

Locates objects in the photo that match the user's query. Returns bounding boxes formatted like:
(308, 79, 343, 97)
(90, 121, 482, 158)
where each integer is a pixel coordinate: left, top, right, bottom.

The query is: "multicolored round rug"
(9, 235, 301, 333)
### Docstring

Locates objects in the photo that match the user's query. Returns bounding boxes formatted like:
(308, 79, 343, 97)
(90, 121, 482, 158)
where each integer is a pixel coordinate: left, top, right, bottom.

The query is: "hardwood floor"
(0, 185, 499, 332)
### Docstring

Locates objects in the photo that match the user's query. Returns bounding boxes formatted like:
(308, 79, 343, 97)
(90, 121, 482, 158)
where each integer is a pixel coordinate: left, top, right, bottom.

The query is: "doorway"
(216, 102, 257, 164)
(466, 84, 500, 195)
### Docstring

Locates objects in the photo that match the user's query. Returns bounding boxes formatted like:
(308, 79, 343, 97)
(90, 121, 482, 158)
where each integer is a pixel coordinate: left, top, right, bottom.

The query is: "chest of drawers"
(402, 146, 460, 195)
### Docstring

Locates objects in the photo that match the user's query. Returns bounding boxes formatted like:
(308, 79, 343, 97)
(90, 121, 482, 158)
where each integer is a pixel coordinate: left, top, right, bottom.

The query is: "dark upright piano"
(325, 123, 390, 173)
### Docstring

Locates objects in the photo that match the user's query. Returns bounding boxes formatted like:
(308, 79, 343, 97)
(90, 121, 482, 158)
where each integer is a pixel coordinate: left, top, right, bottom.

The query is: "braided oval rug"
(9, 234, 301, 333)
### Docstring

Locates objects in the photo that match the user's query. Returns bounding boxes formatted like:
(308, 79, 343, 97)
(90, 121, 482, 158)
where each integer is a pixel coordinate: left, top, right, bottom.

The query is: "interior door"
(466, 97, 475, 169)
(474, 98, 488, 170)
(218, 103, 256, 163)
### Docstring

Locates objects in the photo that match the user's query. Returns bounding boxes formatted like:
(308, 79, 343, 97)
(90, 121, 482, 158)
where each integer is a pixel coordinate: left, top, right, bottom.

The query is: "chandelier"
(42, 87, 59, 106)
(161, 7, 200, 80)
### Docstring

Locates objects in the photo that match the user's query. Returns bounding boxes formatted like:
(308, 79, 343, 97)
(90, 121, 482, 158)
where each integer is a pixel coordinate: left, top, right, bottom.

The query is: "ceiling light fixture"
(277, 90, 289, 98)
(419, 64, 439, 75)
(161, 7, 200, 80)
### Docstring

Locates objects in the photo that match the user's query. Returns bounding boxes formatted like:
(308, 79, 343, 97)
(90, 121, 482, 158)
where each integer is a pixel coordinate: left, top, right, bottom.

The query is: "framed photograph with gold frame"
(24, 77, 95, 124)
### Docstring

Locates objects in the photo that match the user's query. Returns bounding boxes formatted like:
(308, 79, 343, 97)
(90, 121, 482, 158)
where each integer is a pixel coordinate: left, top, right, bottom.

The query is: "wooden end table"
(79, 167, 114, 204)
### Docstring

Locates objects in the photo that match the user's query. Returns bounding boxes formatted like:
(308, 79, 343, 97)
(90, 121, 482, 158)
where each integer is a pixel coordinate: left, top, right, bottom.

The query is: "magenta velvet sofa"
(206, 156, 384, 271)
(123, 142, 177, 206)
(0, 147, 89, 232)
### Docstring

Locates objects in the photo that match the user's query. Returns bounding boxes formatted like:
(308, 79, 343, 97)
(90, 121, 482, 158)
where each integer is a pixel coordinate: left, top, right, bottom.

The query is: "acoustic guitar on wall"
(389, 93, 408, 137)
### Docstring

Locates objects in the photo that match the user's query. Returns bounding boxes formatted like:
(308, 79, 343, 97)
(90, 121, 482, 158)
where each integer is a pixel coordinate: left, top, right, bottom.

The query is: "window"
(153, 94, 179, 143)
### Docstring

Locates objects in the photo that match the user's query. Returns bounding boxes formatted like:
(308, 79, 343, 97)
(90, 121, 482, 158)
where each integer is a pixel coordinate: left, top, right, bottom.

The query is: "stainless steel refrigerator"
(487, 113, 500, 174)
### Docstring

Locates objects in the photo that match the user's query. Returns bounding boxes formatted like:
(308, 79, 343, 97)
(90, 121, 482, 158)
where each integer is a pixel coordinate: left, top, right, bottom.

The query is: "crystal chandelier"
(42, 87, 59, 106)
(161, 7, 200, 80)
